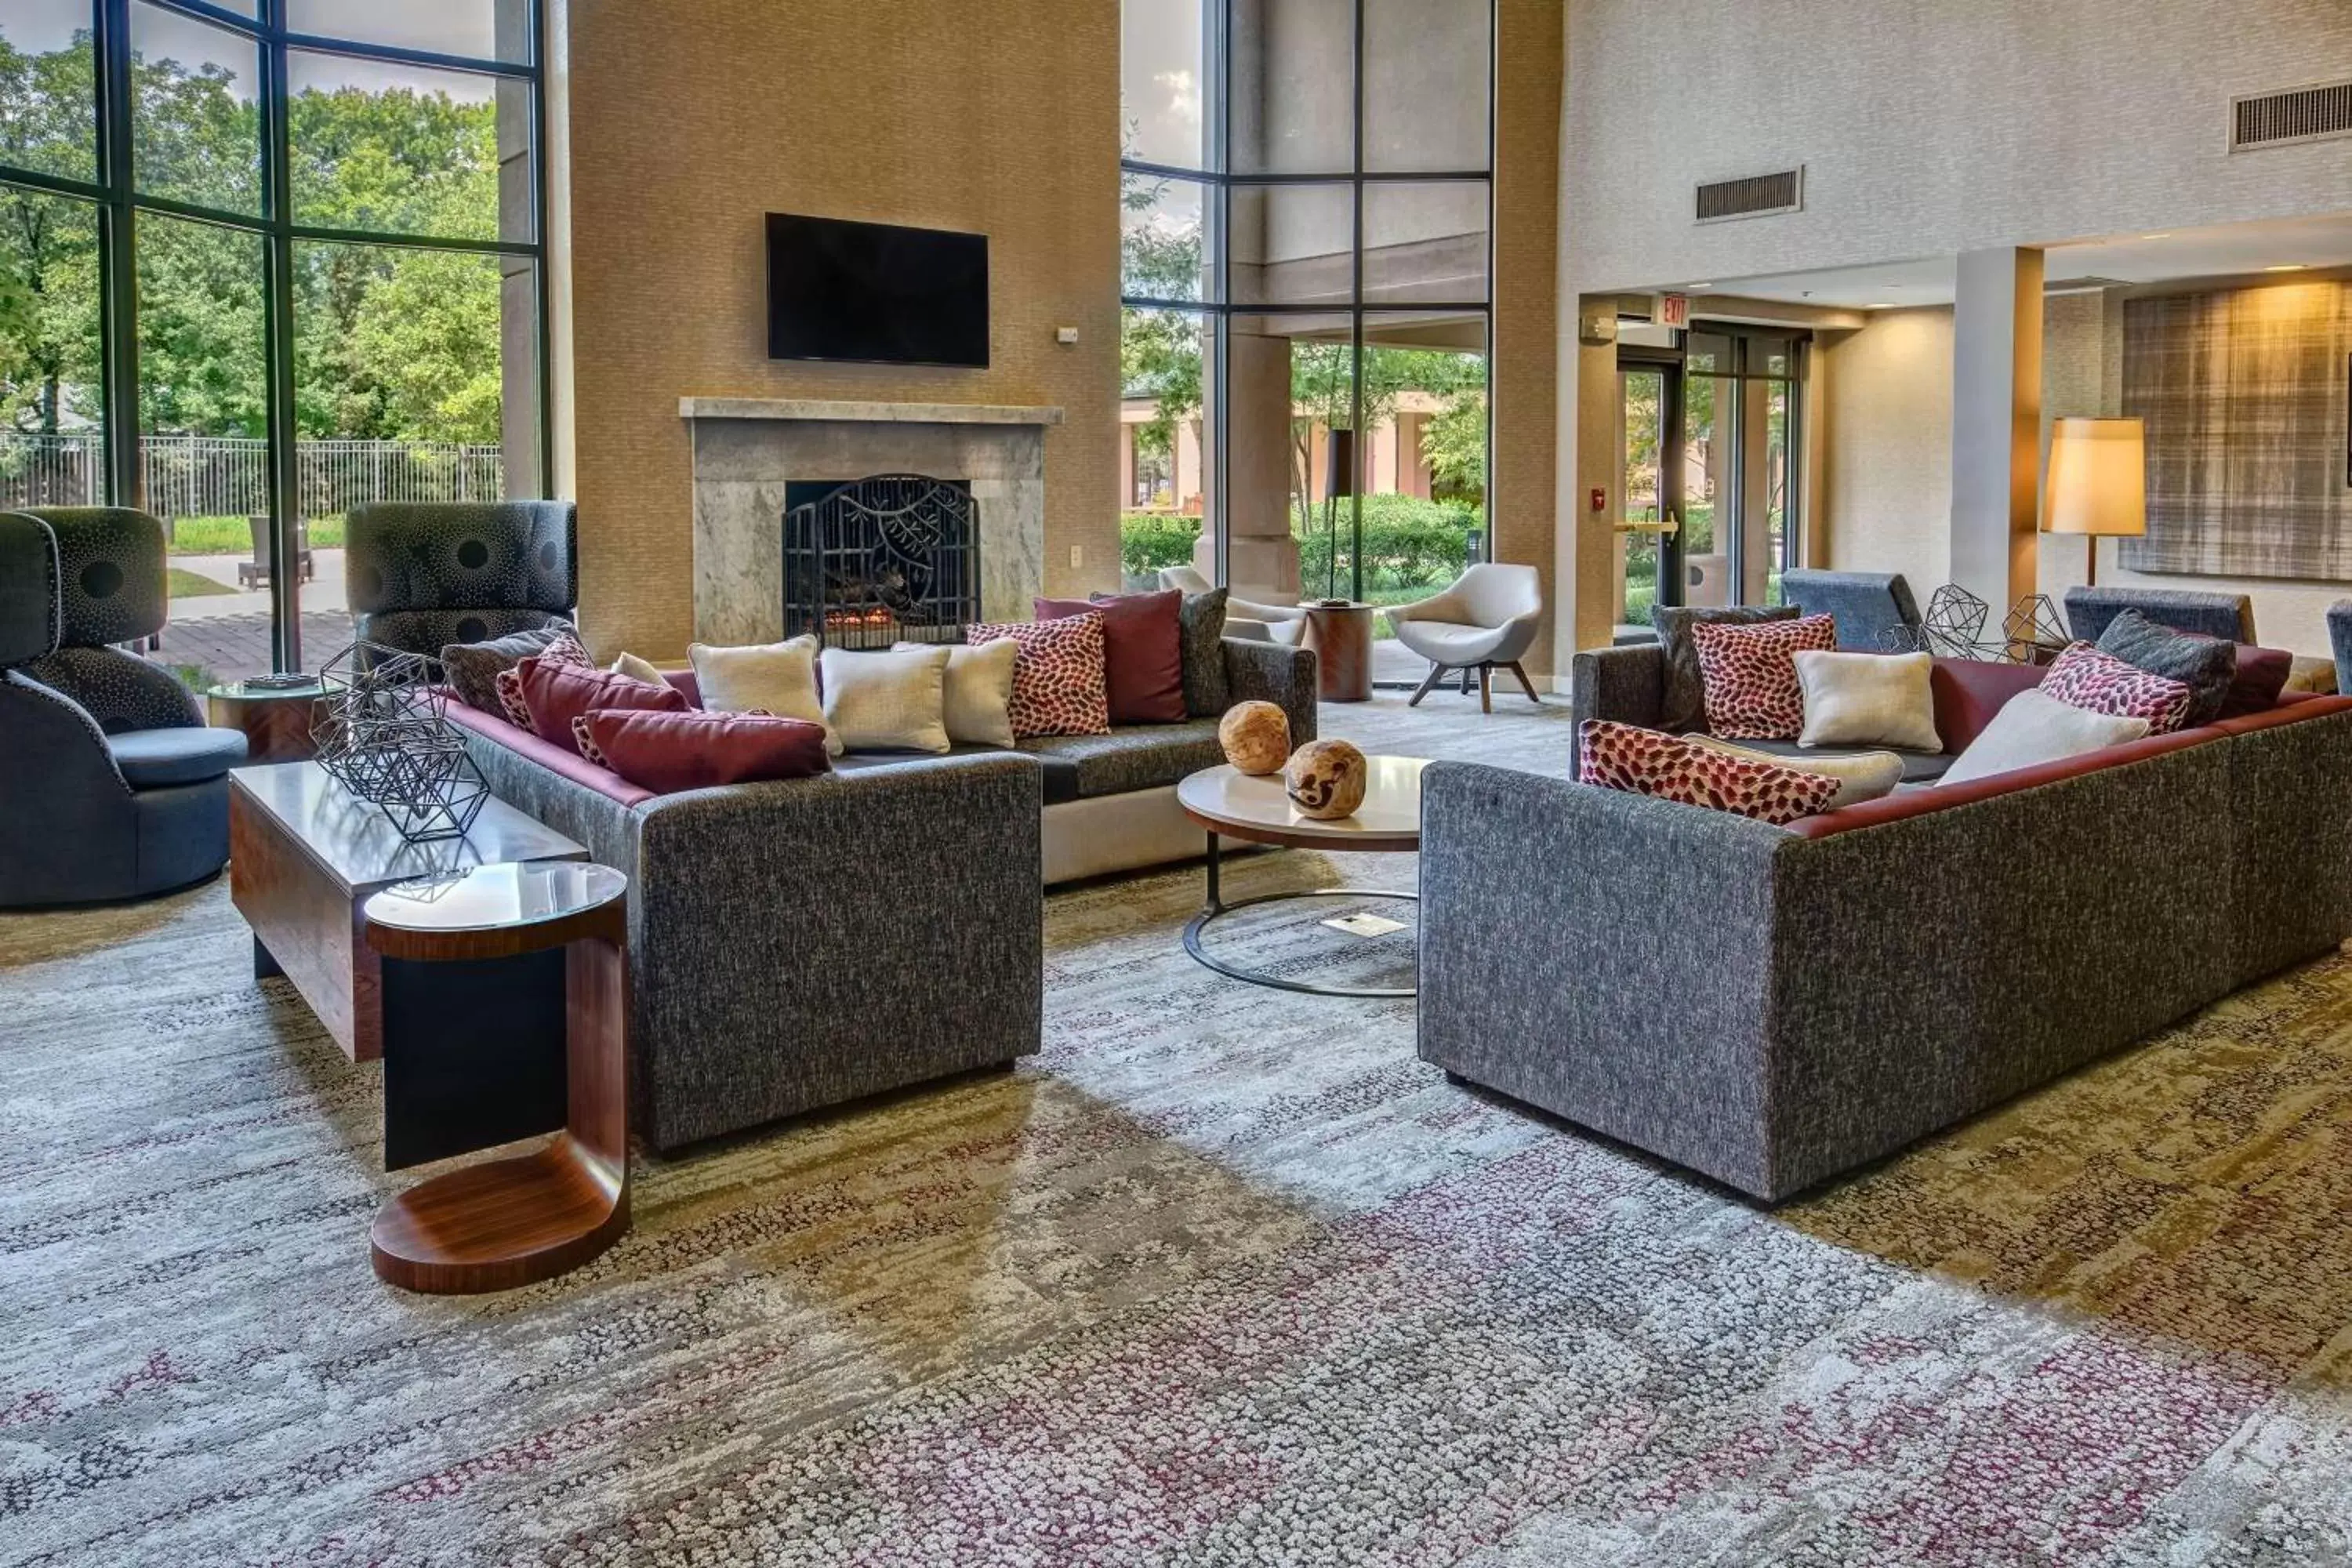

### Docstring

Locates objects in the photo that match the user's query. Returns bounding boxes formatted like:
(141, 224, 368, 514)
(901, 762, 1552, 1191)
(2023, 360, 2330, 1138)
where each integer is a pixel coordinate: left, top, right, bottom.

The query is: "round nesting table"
(205, 677, 330, 763)
(362, 859, 630, 1294)
(1175, 756, 1427, 999)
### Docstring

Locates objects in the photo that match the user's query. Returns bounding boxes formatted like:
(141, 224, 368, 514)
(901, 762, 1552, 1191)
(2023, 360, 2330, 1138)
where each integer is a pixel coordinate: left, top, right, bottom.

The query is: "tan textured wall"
(1494, 0, 1563, 678)
(1561, 0, 2352, 292)
(1817, 307, 1956, 602)
(567, 0, 1121, 661)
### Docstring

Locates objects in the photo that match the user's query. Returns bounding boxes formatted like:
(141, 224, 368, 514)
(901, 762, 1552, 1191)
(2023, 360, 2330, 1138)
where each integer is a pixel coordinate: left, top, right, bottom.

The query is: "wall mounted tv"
(766, 213, 989, 368)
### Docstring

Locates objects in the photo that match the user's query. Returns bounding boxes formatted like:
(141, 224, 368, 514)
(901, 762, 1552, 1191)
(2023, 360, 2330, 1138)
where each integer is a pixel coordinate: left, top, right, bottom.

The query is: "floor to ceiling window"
(1119, 0, 1492, 615)
(0, 0, 547, 685)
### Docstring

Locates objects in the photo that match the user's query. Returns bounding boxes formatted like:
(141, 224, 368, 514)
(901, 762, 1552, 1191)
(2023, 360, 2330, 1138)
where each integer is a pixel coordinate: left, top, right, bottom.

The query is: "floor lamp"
(1320, 427, 1356, 601)
(2042, 416, 2147, 586)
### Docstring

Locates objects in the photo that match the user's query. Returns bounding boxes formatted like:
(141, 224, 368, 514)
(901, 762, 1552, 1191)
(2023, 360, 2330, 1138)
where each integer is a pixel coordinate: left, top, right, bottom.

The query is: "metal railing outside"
(0, 433, 506, 523)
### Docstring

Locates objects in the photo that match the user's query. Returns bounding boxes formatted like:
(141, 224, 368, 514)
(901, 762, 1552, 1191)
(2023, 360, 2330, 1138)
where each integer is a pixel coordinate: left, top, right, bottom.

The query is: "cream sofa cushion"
(1686, 735, 1905, 811)
(689, 635, 837, 754)
(1795, 649, 1941, 752)
(820, 645, 953, 754)
(898, 637, 1017, 749)
(1938, 688, 2151, 787)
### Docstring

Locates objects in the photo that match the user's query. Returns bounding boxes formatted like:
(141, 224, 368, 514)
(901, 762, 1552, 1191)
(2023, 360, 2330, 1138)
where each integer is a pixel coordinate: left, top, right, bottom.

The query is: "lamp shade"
(1323, 427, 1357, 499)
(2042, 417, 2147, 538)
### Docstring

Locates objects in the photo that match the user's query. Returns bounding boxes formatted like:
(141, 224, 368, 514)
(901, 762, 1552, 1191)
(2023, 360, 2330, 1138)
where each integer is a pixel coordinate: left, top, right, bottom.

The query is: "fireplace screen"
(781, 474, 978, 648)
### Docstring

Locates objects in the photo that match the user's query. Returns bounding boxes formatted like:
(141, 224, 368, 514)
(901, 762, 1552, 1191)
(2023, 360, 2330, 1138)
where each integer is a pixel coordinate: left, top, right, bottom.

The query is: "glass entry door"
(1614, 362, 1683, 631)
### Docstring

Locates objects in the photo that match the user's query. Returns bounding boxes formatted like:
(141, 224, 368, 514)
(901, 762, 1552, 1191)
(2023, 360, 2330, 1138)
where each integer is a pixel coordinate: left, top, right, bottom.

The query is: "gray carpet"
(8, 691, 2352, 1566)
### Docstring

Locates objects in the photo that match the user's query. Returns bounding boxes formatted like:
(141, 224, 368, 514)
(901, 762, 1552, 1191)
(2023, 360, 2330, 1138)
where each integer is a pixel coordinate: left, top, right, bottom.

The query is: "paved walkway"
(154, 610, 356, 686)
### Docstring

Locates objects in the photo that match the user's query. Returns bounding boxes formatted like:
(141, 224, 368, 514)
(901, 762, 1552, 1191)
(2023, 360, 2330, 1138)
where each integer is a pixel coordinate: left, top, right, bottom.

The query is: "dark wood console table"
(363, 860, 631, 1294)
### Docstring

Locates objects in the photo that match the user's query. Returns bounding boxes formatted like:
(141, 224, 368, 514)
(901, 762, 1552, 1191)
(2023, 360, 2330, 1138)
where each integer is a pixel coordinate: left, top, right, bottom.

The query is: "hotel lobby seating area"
(8, 0, 2352, 1563)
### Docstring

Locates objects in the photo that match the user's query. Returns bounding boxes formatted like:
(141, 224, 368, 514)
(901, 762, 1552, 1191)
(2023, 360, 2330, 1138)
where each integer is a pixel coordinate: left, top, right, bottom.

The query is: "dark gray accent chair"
(1781, 569, 1922, 650)
(2063, 586, 2253, 646)
(0, 508, 249, 908)
(344, 501, 578, 655)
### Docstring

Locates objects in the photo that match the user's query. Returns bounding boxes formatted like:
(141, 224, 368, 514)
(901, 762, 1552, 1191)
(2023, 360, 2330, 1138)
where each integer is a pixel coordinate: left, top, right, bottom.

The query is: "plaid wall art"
(2122, 281, 2352, 579)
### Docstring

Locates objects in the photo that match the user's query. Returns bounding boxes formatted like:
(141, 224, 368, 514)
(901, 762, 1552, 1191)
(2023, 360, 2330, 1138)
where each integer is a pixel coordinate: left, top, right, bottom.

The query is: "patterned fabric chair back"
(344, 501, 578, 655)
(17, 507, 169, 647)
(0, 512, 62, 669)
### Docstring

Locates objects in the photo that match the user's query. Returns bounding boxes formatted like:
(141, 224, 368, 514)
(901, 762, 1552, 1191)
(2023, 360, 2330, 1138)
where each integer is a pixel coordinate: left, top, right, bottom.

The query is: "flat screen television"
(766, 212, 989, 368)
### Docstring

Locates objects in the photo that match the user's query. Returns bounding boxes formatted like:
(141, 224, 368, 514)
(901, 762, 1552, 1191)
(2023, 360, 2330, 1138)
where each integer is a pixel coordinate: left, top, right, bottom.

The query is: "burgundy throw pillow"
(492, 633, 595, 731)
(967, 615, 1112, 738)
(1036, 590, 1186, 724)
(580, 708, 830, 793)
(1578, 720, 1841, 826)
(517, 658, 691, 753)
(1689, 613, 1838, 740)
(2039, 641, 2194, 735)
(2219, 644, 2295, 719)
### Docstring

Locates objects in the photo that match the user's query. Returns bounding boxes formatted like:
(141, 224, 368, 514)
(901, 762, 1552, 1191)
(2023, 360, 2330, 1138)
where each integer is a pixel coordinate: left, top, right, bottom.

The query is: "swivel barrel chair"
(343, 501, 579, 659)
(0, 508, 248, 907)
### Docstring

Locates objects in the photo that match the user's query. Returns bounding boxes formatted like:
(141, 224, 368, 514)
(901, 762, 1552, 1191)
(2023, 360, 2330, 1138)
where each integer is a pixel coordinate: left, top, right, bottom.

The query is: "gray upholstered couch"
(1418, 684, 2352, 1202)
(451, 702, 1047, 1152)
(1011, 637, 1316, 883)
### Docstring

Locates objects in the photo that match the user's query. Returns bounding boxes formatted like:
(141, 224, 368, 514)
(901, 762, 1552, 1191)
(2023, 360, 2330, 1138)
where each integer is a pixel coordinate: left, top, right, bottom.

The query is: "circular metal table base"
(1182, 887, 1420, 1000)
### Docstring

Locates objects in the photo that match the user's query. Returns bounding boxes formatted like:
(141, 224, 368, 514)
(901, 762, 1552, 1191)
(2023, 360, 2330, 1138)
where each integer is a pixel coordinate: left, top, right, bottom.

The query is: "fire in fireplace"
(781, 474, 978, 649)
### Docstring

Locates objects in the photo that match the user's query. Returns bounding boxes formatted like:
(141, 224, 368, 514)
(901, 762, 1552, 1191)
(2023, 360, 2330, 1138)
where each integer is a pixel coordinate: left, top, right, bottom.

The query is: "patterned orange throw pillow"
(1579, 720, 1841, 826)
(967, 614, 1112, 739)
(1690, 612, 1838, 739)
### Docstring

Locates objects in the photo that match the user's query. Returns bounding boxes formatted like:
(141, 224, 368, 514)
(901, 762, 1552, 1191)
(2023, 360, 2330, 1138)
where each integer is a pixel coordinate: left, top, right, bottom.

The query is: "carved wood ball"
(1218, 700, 1291, 775)
(1284, 738, 1367, 820)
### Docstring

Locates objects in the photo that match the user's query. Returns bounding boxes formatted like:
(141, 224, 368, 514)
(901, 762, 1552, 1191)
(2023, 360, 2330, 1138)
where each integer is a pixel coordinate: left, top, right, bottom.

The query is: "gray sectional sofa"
(1418, 683, 2352, 1202)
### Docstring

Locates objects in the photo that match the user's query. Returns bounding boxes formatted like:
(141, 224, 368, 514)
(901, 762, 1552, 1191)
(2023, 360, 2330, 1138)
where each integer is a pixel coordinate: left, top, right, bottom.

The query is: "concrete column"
(1117, 423, 1135, 510)
(1949, 246, 2044, 609)
(1176, 418, 1203, 514)
(1217, 322, 1303, 603)
(1555, 302, 1621, 666)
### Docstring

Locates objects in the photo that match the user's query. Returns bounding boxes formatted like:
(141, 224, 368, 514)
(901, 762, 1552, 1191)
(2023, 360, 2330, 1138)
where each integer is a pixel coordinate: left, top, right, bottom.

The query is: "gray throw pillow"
(1650, 604, 1801, 731)
(1106, 585, 1229, 717)
(2096, 608, 2235, 728)
(441, 624, 573, 715)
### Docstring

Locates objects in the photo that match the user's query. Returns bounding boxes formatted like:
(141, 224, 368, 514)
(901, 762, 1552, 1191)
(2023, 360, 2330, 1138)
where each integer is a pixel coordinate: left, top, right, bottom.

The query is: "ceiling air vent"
(1695, 167, 1803, 223)
(2230, 81, 2352, 151)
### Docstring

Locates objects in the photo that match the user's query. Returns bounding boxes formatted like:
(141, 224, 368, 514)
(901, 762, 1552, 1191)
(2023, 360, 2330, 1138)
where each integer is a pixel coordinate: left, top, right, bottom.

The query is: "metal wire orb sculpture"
(310, 641, 488, 844)
(2002, 593, 2072, 665)
(1919, 583, 1997, 659)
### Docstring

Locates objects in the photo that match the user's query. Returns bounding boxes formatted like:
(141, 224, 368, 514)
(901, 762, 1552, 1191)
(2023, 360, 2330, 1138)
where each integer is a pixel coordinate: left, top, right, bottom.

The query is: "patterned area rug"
(5, 693, 2352, 1566)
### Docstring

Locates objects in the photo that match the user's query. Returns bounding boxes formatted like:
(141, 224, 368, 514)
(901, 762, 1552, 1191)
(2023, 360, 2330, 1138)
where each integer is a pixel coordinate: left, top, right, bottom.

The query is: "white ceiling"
(1676, 212, 2352, 310)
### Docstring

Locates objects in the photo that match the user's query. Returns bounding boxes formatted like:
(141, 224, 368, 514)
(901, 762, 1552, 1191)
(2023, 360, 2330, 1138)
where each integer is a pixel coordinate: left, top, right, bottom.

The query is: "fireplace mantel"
(682, 397, 1054, 646)
(679, 397, 1064, 426)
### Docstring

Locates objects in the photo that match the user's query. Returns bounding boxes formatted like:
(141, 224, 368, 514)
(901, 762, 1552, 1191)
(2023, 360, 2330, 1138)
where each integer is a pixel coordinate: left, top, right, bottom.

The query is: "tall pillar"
(1949, 247, 2044, 610)
(1212, 323, 1302, 602)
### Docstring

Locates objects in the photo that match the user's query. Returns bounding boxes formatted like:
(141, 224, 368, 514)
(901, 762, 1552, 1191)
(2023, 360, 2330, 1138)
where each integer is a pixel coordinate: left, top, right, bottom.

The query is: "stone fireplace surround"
(681, 398, 1064, 647)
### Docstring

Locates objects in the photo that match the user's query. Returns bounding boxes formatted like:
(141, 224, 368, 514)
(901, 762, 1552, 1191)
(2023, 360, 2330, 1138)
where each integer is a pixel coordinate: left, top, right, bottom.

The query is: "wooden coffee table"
(1175, 756, 1427, 998)
(364, 860, 630, 1294)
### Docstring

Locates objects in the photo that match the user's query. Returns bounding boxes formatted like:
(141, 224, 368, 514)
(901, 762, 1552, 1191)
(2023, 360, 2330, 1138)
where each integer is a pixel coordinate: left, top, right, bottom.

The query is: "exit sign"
(1657, 292, 1690, 330)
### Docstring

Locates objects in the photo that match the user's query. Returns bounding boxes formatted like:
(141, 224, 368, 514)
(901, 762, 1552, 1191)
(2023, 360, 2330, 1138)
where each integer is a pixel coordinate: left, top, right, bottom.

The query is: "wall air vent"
(1695, 167, 1803, 223)
(2230, 81, 2352, 151)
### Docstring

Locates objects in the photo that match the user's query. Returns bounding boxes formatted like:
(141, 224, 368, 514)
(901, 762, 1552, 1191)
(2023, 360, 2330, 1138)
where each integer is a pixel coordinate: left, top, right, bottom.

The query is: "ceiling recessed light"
(2140, 232, 2171, 240)
(1686, 282, 1714, 289)
(1864, 303, 1897, 310)
(2265, 263, 2309, 272)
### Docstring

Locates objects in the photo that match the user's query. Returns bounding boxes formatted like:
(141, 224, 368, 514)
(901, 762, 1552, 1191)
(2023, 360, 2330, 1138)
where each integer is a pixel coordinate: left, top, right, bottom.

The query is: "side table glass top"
(207, 677, 330, 702)
(365, 859, 626, 935)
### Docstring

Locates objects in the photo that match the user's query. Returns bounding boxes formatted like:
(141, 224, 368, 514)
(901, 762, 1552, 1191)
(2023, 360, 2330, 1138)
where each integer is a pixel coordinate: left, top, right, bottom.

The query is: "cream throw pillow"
(609, 651, 666, 685)
(1684, 735, 1904, 811)
(819, 645, 953, 754)
(1938, 688, 2151, 787)
(689, 635, 837, 754)
(897, 637, 1017, 749)
(1795, 649, 1941, 751)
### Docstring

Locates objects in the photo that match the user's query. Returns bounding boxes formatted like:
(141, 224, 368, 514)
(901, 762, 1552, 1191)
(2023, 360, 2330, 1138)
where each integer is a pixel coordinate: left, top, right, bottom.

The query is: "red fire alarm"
(1590, 487, 1607, 513)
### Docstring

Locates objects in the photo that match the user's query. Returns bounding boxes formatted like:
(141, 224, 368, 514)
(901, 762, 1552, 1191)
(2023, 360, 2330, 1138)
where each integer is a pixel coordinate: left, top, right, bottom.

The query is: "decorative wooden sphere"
(1218, 700, 1290, 775)
(1284, 738, 1368, 820)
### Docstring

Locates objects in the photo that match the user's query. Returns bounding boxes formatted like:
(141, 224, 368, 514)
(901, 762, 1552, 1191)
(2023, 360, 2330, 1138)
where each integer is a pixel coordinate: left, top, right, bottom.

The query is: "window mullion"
(260, 12, 302, 670)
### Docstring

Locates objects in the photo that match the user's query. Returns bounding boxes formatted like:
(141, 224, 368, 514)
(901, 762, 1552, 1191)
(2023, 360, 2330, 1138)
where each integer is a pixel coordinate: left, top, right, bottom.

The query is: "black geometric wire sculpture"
(310, 640, 488, 844)
(2002, 593, 2071, 665)
(1919, 583, 1998, 659)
